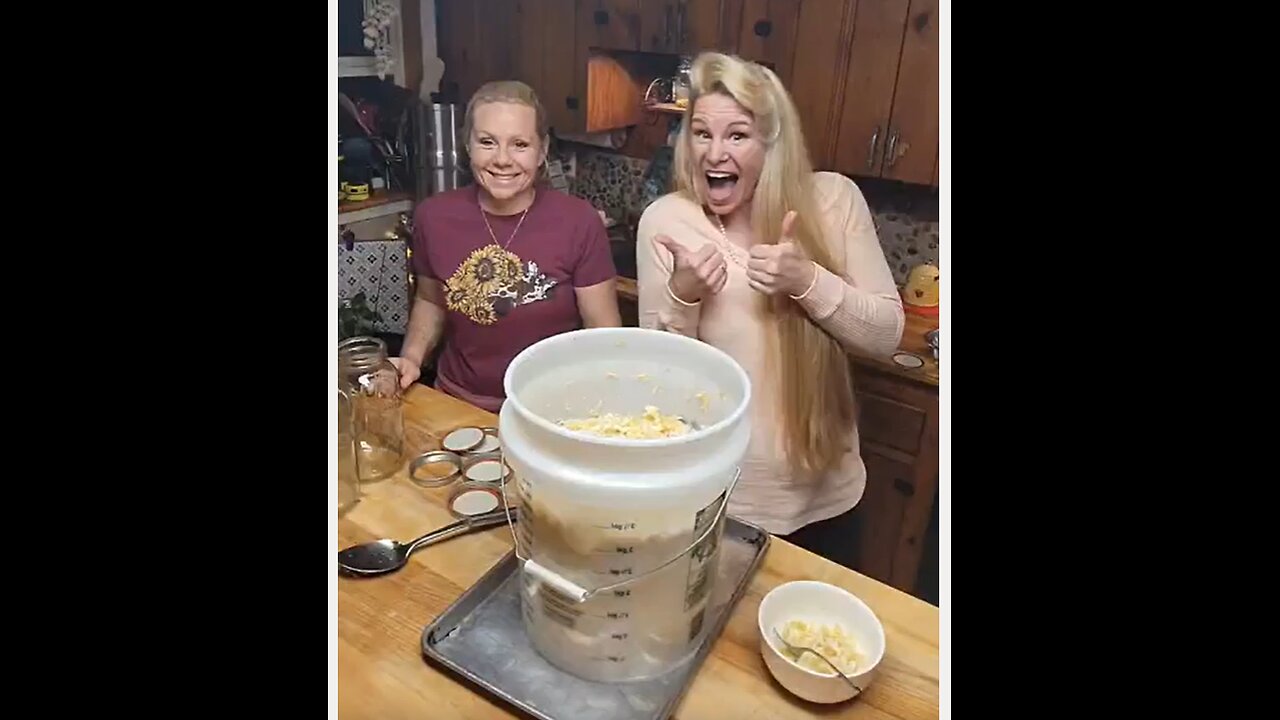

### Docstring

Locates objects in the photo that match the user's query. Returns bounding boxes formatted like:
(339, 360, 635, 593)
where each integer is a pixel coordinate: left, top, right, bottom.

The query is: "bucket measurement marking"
(593, 522, 638, 531)
(684, 488, 728, 611)
(591, 546, 636, 555)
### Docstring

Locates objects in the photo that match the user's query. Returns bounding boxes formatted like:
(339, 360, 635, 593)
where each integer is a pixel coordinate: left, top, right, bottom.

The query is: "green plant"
(338, 292, 383, 340)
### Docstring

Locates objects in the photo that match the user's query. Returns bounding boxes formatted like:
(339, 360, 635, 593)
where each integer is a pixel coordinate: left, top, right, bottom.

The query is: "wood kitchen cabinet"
(831, 0, 939, 184)
(831, 0, 911, 175)
(719, 0, 940, 184)
(437, 0, 659, 134)
(850, 363, 939, 600)
(639, 0, 726, 54)
(437, 0, 583, 130)
(577, 0, 643, 51)
(786, 0, 858, 168)
(437, 0, 585, 131)
(434, 0, 940, 186)
(880, 0, 939, 184)
(724, 0, 802, 84)
(713, 0, 858, 166)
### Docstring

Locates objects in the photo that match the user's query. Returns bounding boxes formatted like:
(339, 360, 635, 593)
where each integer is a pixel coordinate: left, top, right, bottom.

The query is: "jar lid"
(462, 453, 512, 486)
(408, 450, 462, 488)
(472, 426, 501, 454)
(442, 426, 486, 453)
(892, 352, 925, 369)
(447, 484, 504, 519)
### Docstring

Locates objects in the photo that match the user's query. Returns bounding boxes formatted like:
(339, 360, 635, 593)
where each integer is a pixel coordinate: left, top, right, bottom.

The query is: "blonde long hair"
(673, 52, 854, 477)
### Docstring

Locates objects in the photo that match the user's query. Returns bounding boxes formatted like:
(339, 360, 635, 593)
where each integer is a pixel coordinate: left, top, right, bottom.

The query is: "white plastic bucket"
(499, 327, 752, 682)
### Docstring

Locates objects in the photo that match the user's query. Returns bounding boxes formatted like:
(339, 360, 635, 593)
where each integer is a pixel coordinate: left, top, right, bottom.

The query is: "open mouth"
(705, 170, 738, 202)
(487, 170, 522, 183)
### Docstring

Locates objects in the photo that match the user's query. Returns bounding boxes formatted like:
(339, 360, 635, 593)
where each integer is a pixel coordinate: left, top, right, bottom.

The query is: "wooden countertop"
(851, 311, 939, 388)
(617, 276, 638, 301)
(613, 278, 937, 387)
(338, 385, 940, 719)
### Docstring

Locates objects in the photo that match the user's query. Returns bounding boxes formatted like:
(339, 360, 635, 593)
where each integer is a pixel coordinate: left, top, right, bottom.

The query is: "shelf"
(339, 190, 414, 224)
(643, 102, 688, 115)
(339, 56, 384, 79)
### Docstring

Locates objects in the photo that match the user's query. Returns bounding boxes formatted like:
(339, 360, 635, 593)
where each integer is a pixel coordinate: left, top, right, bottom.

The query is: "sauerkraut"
(557, 405, 689, 439)
(779, 619, 863, 675)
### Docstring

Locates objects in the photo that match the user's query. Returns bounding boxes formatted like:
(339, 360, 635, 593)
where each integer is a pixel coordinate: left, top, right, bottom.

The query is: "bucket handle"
(497, 459, 741, 604)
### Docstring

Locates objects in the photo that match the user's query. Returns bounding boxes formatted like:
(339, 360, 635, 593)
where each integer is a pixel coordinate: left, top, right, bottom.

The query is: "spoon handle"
(404, 509, 512, 556)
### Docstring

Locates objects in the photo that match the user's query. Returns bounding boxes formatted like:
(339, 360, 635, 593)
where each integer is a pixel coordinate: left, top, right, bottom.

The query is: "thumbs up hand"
(746, 211, 816, 298)
(652, 234, 728, 304)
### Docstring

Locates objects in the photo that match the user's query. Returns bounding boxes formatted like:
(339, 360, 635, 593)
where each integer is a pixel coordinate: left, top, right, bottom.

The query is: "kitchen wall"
(562, 145, 939, 287)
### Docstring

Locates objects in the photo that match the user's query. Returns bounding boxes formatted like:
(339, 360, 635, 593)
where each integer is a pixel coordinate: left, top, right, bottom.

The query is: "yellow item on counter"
(902, 263, 939, 308)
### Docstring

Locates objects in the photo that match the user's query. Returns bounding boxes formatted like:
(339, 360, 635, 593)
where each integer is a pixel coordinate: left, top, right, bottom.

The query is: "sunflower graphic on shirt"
(445, 244, 559, 325)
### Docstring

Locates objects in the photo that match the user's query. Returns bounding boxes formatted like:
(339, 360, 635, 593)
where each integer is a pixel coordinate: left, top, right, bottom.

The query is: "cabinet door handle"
(885, 129, 900, 169)
(665, 5, 673, 48)
(678, 2, 687, 46)
(866, 126, 880, 169)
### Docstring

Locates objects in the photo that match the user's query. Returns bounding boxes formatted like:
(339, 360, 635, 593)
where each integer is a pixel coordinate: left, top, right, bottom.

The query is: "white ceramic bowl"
(757, 580, 886, 704)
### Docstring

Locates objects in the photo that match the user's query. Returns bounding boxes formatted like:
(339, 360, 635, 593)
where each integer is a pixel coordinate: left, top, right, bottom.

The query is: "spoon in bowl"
(771, 627, 863, 695)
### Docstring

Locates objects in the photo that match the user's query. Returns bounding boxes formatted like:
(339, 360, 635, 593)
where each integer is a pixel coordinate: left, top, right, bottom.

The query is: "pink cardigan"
(636, 172, 904, 534)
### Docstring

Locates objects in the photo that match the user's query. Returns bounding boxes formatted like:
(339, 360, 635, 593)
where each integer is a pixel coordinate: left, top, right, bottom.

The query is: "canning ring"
(409, 450, 463, 488)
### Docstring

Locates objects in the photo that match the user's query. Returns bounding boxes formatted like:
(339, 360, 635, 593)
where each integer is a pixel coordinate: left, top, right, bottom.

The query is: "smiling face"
(468, 101, 545, 210)
(688, 92, 767, 217)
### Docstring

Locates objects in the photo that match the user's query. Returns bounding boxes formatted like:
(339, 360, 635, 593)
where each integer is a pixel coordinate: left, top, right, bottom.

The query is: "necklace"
(480, 190, 534, 250)
(711, 212, 749, 268)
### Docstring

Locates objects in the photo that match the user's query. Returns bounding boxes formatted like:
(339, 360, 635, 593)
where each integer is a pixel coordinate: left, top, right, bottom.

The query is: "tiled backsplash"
(858, 177, 940, 286)
(337, 239, 411, 334)
(570, 149, 652, 218)
(562, 146, 939, 287)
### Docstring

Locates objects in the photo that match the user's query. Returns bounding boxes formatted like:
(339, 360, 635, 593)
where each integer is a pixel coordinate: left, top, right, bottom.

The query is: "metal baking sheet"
(421, 516, 771, 720)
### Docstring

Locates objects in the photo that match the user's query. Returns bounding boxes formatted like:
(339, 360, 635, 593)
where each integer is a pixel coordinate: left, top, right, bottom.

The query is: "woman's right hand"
(389, 357, 420, 389)
(652, 234, 728, 304)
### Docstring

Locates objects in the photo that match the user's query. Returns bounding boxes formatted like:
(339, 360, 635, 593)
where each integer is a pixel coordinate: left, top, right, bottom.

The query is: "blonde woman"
(393, 81, 621, 411)
(636, 53, 904, 559)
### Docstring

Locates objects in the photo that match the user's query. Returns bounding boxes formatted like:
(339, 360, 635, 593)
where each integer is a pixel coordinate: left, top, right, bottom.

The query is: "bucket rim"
(501, 327, 752, 448)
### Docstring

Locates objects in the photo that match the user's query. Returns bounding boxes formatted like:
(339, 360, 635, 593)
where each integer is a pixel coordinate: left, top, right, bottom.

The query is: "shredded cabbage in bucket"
(557, 405, 689, 439)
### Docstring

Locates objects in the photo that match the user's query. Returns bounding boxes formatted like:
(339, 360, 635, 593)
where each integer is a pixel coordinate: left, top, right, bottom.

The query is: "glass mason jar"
(338, 336, 404, 482)
(338, 387, 361, 517)
(673, 56, 692, 107)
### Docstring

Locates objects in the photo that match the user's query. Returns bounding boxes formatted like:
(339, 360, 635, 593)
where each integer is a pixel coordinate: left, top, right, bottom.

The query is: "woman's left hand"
(747, 211, 817, 297)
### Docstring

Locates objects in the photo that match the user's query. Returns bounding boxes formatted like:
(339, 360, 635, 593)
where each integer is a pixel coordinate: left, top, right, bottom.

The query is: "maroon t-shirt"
(411, 185, 616, 409)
